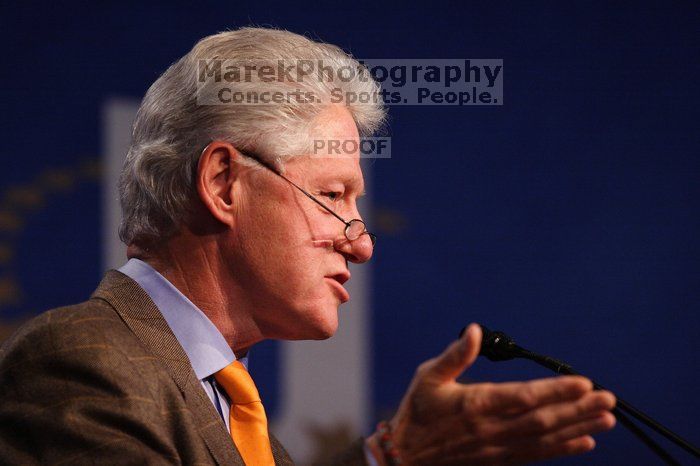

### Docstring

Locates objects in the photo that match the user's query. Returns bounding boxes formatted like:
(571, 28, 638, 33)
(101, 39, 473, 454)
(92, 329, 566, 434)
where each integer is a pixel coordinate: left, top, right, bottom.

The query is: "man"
(0, 28, 616, 465)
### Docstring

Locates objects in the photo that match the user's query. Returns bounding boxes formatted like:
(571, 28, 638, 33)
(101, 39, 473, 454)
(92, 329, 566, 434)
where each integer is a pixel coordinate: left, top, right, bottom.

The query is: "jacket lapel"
(91, 270, 244, 466)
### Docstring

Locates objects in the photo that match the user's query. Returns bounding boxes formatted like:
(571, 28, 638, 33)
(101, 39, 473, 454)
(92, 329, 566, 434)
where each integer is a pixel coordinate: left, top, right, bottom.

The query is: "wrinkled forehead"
(286, 152, 365, 193)
(292, 105, 365, 190)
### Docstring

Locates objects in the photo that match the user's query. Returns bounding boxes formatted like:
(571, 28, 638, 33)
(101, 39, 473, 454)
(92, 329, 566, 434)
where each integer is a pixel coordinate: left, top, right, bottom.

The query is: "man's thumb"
(426, 323, 482, 381)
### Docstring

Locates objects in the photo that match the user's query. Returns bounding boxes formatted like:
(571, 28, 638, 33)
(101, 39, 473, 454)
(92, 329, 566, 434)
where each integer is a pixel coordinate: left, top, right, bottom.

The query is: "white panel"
(101, 99, 139, 271)
(272, 253, 371, 464)
(272, 165, 373, 464)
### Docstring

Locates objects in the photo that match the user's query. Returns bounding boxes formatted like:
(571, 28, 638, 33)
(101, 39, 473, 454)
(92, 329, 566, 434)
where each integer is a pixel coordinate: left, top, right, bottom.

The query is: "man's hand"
(368, 324, 616, 465)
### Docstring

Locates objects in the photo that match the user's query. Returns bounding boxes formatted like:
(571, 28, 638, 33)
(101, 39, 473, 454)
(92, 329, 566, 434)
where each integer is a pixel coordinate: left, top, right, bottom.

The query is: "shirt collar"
(118, 258, 240, 379)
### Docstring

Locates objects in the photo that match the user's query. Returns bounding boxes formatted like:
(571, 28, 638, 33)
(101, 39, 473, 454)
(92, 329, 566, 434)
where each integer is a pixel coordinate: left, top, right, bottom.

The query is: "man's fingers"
(537, 412, 616, 446)
(467, 375, 594, 416)
(491, 390, 616, 439)
(431, 435, 597, 466)
(505, 435, 596, 466)
(421, 323, 482, 382)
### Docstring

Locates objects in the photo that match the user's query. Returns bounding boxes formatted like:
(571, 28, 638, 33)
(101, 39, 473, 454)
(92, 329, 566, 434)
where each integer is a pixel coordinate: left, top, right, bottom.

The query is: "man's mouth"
(325, 271, 351, 303)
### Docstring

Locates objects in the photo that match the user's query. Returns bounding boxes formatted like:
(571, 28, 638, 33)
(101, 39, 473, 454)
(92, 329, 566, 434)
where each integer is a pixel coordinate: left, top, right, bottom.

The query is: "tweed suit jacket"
(0, 270, 368, 466)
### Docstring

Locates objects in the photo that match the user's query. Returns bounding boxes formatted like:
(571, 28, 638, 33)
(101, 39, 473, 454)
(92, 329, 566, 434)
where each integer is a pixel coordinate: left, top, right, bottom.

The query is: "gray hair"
(118, 27, 386, 246)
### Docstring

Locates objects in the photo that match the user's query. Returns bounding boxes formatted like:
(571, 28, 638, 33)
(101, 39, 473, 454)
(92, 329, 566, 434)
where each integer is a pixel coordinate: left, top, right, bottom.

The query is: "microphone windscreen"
(479, 324, 518, 361)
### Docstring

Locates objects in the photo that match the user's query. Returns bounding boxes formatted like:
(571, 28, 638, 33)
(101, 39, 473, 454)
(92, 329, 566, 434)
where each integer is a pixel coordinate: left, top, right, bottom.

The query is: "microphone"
(475, 325, 520, 361)
(472, 324, 574, 373)
(459, 324, 700, 465)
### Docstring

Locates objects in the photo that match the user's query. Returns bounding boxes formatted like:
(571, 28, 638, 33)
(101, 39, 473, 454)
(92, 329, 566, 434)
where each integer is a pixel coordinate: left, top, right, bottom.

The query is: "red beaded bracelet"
(376, 420, 403, 465)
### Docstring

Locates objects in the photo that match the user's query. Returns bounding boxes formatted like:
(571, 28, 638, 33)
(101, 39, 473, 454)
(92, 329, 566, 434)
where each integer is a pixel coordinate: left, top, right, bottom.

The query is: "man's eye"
(322, 191, 341, 202)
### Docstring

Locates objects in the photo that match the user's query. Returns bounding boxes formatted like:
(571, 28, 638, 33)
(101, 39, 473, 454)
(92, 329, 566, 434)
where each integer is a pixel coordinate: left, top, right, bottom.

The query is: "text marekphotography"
(197, 59, 503, 106)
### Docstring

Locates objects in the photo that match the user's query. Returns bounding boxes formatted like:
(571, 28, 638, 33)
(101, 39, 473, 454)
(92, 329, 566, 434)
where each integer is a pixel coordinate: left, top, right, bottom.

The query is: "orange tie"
(214, 361, 275, 466)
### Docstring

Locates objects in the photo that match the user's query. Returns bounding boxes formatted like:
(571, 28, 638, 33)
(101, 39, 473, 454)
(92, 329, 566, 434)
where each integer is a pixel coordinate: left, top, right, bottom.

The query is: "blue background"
(1, 1, 698, 464)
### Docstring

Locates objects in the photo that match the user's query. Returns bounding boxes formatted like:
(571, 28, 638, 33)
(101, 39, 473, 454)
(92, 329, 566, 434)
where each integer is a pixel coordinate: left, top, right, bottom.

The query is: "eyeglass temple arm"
(286, 174, 376, 244)
(237, 149, 350, 226)
(281, 176, 350, 225)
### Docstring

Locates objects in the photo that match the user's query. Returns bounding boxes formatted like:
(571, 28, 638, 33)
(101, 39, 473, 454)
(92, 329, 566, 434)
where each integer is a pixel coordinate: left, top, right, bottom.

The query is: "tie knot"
(214, 360, 261, 405)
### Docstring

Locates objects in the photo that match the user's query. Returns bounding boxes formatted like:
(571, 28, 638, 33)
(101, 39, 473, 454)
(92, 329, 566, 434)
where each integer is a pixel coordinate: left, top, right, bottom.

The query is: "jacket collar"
(91, 270, 243, 465)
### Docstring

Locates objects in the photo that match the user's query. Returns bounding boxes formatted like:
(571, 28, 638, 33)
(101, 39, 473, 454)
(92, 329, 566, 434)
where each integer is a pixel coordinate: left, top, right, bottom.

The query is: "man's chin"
(290, 312, 339, 341)
(268, 301, 340, 340)
(296, 318, 338, 340)
(311, 322, 338, 340)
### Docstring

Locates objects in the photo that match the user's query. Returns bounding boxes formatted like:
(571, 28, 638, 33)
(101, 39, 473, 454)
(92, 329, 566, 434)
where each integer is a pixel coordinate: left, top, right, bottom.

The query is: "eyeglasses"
(237, 149, 377, 247)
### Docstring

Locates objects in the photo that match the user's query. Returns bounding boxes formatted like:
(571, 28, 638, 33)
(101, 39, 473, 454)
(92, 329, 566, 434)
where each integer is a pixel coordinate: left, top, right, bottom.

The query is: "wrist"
(371, 420, 403, 466)
(366, 433, 388, 466)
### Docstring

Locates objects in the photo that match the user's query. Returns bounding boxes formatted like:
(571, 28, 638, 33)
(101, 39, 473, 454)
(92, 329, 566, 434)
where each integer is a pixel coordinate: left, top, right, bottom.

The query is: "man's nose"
(335, 231, 374, 263)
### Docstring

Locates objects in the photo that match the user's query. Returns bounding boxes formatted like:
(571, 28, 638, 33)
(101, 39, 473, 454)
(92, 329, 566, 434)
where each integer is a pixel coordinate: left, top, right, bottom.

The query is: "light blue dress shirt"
(118, 258, 378, 465)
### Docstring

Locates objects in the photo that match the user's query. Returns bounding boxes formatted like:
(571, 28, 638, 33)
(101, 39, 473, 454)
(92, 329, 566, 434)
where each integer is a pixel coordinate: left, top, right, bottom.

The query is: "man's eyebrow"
(348, 179, 366, 197)
(318, 173, 364, 195)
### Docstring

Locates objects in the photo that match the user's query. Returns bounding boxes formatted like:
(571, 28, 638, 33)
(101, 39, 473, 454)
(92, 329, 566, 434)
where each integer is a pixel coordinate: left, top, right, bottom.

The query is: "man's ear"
(197, 141, 241, 227)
